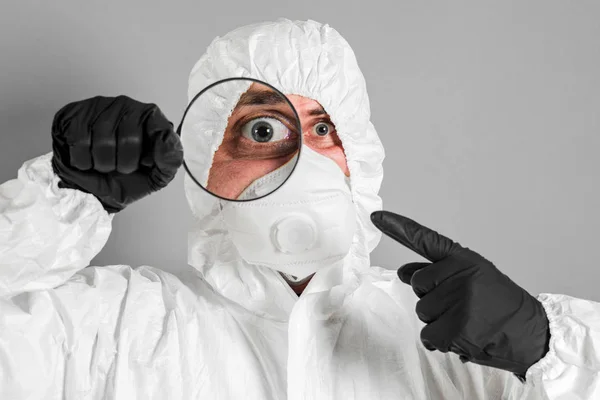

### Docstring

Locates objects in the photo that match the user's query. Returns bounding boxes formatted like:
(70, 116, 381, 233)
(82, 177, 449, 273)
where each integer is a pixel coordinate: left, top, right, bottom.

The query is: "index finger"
(144, 107, 183, 186)
(370, 210, 462, 262)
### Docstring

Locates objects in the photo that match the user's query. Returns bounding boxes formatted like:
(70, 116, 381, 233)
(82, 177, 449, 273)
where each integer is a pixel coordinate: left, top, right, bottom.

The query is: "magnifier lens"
(179, 78, 302, 201)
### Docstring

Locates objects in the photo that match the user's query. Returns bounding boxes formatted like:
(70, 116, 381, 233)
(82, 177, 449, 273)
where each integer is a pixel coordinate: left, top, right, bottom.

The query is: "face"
(206, 83, 349, 199)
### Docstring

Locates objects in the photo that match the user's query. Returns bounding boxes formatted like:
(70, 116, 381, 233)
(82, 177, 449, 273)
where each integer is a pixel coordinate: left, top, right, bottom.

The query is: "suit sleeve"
(0, 153, 112, 297)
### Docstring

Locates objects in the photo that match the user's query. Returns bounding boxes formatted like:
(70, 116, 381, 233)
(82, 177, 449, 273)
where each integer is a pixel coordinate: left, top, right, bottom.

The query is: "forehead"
(286, 94, 325, 113)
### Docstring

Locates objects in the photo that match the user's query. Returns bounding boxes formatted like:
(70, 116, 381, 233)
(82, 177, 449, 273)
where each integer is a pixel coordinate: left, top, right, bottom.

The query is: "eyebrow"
(236, 90, 287, 106)
(308, 108, 327, 116)
(235, 90, 330, 118)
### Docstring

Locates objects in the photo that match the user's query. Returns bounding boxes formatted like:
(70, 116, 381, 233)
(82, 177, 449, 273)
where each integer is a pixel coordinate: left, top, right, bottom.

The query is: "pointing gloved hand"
(370, 210, 550, 381)
(51, 95, 183, 213)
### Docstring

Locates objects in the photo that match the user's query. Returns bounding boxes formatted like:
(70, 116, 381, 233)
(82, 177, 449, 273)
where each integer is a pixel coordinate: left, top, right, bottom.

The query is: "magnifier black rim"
(177, 77, 303, 202)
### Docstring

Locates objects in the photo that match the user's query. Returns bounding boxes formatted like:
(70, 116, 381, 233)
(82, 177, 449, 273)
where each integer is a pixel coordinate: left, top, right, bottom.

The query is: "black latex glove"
(370, 210, 550, 381)
(51, 95, 183, 213)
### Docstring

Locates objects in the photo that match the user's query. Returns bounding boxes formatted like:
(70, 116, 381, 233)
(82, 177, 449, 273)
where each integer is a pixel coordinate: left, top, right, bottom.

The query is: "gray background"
(1, 1, 598, 300)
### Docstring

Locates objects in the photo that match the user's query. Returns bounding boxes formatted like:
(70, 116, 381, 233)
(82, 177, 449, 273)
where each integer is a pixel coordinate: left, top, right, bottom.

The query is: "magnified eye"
(241, 117, 291, 143)
(313, 122, 334, 136)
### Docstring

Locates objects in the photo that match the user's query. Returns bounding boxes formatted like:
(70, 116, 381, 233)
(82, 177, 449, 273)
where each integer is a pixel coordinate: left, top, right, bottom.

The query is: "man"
(1, 19, 599, 399)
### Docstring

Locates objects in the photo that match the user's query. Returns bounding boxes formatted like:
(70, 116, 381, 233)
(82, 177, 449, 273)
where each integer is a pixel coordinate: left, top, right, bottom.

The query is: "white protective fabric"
(2, 18, 600, 400)
(220, 145, 357, 281)
(236, 152, 298, 200)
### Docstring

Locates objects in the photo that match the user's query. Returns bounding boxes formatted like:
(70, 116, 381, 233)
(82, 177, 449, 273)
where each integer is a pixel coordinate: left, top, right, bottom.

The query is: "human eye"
(240, 117, 292, 143)
(311, 121, 335, 137)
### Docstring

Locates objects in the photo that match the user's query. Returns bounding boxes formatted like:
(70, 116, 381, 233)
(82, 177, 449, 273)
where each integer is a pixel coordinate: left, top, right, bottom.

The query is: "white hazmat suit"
(2, 19, 600, 400)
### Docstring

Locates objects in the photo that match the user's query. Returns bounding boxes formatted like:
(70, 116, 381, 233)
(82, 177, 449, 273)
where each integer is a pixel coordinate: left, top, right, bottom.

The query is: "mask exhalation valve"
(271, 214, 318, 254)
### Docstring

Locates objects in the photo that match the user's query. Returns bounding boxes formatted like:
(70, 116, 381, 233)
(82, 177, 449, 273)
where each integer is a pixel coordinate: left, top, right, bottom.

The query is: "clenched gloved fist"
(370, 210, 551, 381)
(51, 95, 183, 213)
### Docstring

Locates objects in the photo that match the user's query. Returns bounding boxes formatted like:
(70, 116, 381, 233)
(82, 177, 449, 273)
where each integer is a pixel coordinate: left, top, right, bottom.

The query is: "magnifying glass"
(177, 77, 303, 201)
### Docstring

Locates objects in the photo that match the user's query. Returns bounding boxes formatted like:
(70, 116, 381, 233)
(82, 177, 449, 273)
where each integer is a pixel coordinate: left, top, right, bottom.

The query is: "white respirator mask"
(220, 146, 356, 283)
